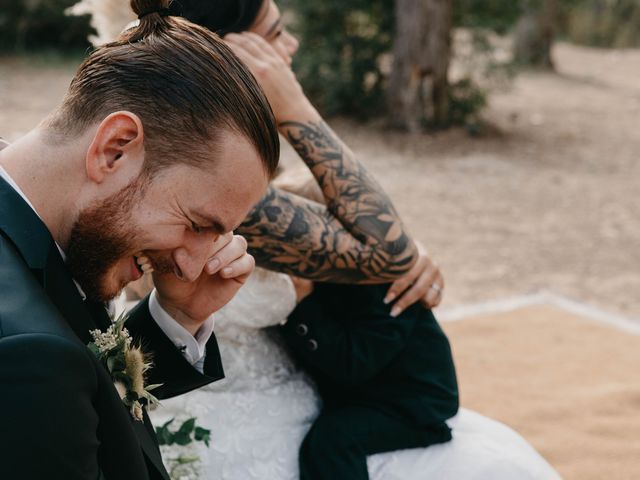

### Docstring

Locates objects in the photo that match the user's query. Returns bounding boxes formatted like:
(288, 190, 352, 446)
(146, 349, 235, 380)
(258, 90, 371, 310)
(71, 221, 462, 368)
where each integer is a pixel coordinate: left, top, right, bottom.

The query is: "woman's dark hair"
(47, 0, 279, 178)
(169, 0, 265, 35)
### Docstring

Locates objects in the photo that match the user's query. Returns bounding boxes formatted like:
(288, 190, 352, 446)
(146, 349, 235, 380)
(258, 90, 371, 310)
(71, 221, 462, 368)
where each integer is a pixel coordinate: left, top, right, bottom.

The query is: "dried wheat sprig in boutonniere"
(88, 311, 161, 421)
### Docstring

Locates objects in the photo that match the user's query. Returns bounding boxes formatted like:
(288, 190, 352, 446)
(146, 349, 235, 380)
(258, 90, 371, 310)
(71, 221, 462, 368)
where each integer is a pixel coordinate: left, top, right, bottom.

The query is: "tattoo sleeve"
(237, 120, 417, 283)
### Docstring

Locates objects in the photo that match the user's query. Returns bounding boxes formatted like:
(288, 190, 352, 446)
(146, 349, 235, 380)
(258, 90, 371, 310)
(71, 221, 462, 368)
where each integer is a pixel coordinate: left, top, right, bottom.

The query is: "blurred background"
(1, 1, 639, 478)
(1, 0, 638, 318)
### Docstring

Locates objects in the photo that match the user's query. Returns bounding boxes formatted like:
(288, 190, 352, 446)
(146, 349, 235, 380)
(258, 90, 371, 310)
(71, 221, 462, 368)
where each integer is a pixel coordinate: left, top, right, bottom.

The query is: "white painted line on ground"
(438, 291, 640, 335)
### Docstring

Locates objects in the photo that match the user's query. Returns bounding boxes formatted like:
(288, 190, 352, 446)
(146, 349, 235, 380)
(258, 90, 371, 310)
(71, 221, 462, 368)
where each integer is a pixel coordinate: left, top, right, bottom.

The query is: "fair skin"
(226, 0, 444, 313)
(0, 111, 268, 334)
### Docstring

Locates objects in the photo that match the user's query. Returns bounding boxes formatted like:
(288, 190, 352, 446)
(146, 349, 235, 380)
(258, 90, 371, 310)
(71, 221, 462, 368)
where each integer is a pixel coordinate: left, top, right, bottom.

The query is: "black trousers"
(299, 405, 452, 480)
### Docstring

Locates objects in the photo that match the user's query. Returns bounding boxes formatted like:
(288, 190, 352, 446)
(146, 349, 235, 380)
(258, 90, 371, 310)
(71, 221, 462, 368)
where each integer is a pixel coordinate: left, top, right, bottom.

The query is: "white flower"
(89, 321, 132, 354)
(89, 328, 119, 353)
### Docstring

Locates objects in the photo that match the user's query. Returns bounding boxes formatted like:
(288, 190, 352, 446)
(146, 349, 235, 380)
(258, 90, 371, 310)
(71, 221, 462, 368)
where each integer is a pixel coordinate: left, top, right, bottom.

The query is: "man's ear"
(85, 111, 145, 184)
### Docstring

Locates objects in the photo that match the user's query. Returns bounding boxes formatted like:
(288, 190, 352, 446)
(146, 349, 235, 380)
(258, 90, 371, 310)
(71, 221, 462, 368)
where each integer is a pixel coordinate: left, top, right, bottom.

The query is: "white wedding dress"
(150, 269, 560, 480)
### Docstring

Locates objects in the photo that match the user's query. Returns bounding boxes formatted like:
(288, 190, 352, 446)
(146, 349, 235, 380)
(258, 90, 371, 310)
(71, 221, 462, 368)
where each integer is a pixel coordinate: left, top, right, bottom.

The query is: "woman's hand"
(384, 241, 444, 317)
(153, 234, 255, 335)
(224, 32, 318, 124)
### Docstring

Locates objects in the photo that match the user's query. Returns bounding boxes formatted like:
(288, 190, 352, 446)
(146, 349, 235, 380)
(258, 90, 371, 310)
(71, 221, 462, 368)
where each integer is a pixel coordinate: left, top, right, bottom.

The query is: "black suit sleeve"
(281, 284, 417, 385)
(0, 333, 101, 479)
(125, 297, 224, 400)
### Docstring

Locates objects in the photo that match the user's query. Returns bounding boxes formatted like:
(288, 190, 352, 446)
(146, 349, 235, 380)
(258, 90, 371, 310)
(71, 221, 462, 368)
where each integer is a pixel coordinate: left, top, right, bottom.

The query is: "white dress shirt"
(149, 290, 214, 372)
(0, 161, 213, 371)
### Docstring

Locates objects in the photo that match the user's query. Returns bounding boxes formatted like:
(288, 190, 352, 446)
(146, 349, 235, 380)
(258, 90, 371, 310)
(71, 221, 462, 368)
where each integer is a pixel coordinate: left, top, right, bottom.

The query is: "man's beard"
(66, 178, 145, 302)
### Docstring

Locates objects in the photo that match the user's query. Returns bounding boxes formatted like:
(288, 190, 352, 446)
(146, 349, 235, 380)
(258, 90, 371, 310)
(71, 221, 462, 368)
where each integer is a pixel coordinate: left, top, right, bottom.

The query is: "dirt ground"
(443, 305, 640, 480)
(1, 43, 638, 321)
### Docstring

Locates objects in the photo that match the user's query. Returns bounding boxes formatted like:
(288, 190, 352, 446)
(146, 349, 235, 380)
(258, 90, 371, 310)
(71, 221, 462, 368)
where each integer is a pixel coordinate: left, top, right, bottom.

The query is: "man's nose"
(172, 232, 220, 282)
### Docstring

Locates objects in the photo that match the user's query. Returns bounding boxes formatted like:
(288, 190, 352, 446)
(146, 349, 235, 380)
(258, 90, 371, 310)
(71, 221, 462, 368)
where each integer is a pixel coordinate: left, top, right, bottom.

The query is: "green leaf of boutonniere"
(88, 343, 101, 357)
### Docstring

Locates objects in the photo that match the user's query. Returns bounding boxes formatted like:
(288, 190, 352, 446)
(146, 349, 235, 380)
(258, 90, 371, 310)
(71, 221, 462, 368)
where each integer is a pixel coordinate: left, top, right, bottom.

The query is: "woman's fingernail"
(383, 293, 396, 305)
(207, 258, 221, 273)
(390, 306, 401, 317)
(222, 267, 233, 276)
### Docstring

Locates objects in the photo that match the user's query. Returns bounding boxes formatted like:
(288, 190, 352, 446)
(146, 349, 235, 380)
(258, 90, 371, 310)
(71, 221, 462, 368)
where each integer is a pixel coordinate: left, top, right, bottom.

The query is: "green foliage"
(281, 0, 393, 118)
(455, 0, 524, 34)
(283, 0, 524, 125)
(0, 0, 93, 51)
(564, 0, 640, 48)
(156, 417, 211, 448)
(448, 78, 488, 132)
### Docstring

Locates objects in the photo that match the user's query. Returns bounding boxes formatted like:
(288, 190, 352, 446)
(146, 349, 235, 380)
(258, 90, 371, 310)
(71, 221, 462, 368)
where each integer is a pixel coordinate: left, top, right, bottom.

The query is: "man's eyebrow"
(265, 17, 281, 38)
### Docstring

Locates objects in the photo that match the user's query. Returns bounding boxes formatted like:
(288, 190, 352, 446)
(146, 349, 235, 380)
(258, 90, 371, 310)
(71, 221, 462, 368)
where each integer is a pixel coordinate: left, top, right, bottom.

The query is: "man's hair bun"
(127, 0, 171, 42)
(130, 0, 170, 19)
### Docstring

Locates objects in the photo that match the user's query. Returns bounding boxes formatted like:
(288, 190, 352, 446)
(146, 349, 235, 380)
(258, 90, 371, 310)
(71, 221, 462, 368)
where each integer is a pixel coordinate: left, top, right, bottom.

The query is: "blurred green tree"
(564, 0, 640, 48)
(454, 0, 523, 34)
(281, 0, 394, 119)
(0, 0, 92, 51)
(283, 0, 525, 129)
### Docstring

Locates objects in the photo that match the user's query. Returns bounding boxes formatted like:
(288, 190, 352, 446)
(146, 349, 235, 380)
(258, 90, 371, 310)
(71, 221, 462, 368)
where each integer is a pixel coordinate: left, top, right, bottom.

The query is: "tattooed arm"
(237, 118, 417, 283)
(228, 32, 417, 283)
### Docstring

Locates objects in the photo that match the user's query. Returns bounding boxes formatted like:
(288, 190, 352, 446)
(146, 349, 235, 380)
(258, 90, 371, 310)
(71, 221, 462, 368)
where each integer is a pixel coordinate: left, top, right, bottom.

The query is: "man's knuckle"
(236, 235, 248, 249)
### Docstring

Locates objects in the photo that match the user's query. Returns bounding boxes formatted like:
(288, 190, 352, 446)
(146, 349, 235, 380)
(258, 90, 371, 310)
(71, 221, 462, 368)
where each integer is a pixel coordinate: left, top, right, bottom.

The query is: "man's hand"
(384, 241, 444, 317)
(153, 234, 255, 335)
(224, 32, 318, 124)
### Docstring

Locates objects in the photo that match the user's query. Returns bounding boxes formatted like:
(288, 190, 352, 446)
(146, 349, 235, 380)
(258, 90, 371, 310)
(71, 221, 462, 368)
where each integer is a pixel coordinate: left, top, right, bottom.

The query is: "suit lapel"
(0, 178, 101, 342)
(0, 177, 54, 270)
(133, 412, 172, 480)
(42, 241, 107, 342)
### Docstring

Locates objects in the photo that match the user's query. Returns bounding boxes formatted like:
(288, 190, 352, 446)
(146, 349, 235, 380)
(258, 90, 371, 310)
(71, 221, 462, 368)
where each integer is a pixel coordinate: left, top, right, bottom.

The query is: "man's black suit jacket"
(0, 177, 224, 480)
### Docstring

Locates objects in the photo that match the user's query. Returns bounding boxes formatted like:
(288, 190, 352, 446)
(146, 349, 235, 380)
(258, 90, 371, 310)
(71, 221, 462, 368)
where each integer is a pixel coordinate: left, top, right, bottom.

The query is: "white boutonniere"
(88, 312, 161, 421)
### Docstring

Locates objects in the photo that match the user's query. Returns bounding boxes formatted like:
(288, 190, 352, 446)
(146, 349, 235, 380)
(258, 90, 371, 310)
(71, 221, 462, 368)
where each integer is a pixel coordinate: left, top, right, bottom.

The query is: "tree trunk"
(513, 0, 557, 69)
(387, 0, 453, 131)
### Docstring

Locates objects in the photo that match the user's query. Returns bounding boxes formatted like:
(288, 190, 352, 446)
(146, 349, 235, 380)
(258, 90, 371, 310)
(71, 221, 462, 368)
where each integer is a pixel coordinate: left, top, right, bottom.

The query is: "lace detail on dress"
(214, 268, 297, 332)
(153, 269, 320, 479)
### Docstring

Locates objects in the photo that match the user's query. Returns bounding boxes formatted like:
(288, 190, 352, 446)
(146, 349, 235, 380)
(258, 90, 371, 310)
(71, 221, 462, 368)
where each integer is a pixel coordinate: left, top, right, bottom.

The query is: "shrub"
(0, 0, 92, 51)
(564, 0, 640, 48)
(281, 0, 393, 118)
(283, 0, 520, 126)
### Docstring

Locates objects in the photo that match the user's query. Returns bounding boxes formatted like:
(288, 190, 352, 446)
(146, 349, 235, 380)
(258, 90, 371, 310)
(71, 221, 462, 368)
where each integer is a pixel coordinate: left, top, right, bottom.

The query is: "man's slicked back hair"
(47, 0, 279, 178)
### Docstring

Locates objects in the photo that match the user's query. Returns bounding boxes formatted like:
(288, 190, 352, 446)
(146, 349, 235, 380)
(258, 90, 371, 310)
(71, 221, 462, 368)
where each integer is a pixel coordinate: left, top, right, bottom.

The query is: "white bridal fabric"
(150, 269, 560, 480)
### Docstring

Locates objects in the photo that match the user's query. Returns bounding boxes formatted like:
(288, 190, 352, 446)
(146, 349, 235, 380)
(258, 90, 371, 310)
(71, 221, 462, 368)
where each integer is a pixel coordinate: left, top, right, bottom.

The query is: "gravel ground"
(1, 43, 638, 320)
